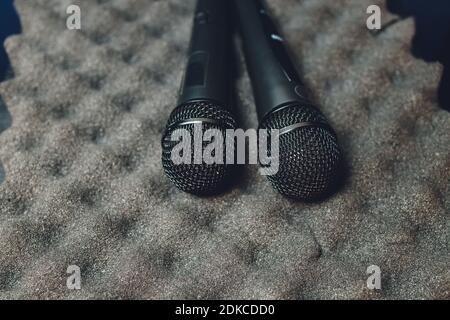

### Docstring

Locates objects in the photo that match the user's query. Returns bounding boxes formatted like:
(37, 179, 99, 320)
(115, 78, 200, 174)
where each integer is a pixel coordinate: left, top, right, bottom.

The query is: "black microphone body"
(162, 0, 237, 195)
(178, 0, 231, 107)
(235, 0, 309, 119)
(235, 0, 342, 200)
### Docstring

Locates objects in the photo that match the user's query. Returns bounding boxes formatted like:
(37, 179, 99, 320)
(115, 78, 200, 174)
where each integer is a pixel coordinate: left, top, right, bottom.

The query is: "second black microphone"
(234, 0, 342, 200)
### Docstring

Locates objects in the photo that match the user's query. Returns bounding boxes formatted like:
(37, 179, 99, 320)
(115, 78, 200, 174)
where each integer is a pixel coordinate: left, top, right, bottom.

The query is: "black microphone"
(161, 0, 237, 195)
(234, 0, 342, 200)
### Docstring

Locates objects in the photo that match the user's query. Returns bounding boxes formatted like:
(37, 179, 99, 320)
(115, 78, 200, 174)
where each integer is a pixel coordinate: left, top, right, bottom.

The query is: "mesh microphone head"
(161, 100, 237, 195)
(259, 103, 341, 200)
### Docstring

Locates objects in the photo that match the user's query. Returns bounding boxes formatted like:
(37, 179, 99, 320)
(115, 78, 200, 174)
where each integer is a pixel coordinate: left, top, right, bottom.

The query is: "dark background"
(0, 0, 20, 182)
(0, 0, 21, 82)
(387, 0, 450, 111)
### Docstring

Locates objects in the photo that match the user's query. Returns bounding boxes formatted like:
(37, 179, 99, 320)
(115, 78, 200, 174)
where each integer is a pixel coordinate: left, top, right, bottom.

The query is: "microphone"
(234, 0, 342, 200)
(161, 0, 237, 195)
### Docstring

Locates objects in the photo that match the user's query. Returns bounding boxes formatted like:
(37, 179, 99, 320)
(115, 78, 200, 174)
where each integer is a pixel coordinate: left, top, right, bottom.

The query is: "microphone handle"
(235, 0, 309, 120)
(178, 0, 231, 109)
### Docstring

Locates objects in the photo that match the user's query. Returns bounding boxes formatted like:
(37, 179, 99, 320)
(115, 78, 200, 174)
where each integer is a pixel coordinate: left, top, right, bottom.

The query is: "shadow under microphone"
(234, 0, 342, 201)
(161, 0, 237, 195)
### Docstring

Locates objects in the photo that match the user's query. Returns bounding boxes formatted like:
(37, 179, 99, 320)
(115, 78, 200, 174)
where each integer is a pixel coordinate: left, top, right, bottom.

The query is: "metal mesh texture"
(161, 100, 237, 195)
(259, 103, 342, 200)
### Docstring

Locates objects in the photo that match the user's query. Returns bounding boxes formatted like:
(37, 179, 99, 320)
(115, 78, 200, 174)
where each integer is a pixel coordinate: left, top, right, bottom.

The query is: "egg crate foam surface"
(0, 0, 449, 299)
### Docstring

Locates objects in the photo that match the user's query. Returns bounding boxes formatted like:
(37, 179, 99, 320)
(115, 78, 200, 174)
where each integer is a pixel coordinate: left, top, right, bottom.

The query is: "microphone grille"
(259, 104, 341, 200)
(161, 100, 237, 195)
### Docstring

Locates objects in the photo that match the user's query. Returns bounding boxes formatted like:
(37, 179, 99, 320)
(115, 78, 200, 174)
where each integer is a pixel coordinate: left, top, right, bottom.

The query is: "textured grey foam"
(0, 0, 449, 299)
